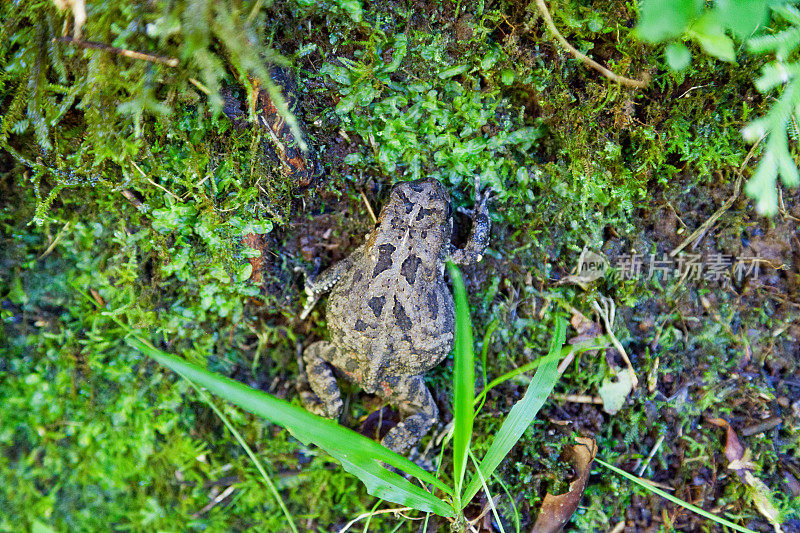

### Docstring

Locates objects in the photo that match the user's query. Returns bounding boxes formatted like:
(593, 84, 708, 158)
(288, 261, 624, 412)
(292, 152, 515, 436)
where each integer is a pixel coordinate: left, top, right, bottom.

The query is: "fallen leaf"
(707, 418, 784, 533)
(707, 417, 745, 473)
(532, 436, 597, 533)
(598, 367, 634, 415)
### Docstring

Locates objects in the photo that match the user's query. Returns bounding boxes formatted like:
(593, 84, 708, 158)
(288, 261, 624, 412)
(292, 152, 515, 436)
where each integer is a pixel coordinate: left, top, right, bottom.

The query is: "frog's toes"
(381, 414, 434, 455)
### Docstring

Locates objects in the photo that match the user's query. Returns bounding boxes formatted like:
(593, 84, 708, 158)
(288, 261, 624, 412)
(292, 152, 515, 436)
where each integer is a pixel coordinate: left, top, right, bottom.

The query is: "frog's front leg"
(450, 179, 492, 265)
(379, 375, 438, 454)
(299, 244, 367, 319)
(300, 341, 343, 418)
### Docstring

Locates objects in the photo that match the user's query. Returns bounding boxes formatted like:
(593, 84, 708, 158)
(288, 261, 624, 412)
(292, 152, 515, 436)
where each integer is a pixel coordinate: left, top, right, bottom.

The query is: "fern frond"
(774, 3, 800, 26)
(754, 61, 800, 92)
(747, 26, 800, 59)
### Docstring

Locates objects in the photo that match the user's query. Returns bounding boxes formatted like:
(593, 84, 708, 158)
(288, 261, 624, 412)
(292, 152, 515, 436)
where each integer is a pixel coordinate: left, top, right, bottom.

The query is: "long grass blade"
(594, 458, 757, 533)
(468, 448, 505, 533)
(125, 336, 455, 517)
(190, 384, 299, 533)
(461, 317, 567, 507)
(448, 261, 474, 499)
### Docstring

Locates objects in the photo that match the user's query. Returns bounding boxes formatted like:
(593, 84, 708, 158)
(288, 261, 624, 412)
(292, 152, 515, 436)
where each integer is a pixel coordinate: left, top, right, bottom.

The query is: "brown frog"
(299, 178, 491, 453)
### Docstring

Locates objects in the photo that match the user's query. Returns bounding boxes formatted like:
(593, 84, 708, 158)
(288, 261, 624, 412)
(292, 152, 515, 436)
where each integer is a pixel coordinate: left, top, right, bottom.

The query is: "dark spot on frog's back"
(373, 243, 396, 276)
(368, 296, 386, 317)
(416, 207, 436, 221)
(352, 269, 363, 284)
(401, 255, 421, 285)
(393, 296, 413, 332)
(354, 319, 368, 331)
(396, 189, 414, 213)
(408, 181, 426, 192)
(427, 290, 438, 319)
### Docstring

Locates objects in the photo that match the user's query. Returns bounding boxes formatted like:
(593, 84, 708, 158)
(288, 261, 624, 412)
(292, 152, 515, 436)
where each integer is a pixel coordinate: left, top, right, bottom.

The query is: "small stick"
(55, 36, 179, 67)
(192, 484, 236, 518)
(593, 296, 638, 389)
(38, 220, 72, 260)
(552, 393, 603, 404)
(637, 434, 665, 476)
(534, 0, 649, 89)
(360, 190, 377, 224)
(670, 134, 766, 257)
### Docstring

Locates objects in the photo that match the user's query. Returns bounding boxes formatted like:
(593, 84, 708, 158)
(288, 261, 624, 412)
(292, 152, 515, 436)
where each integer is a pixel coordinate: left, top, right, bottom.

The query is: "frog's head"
(386, 179, 451, 226)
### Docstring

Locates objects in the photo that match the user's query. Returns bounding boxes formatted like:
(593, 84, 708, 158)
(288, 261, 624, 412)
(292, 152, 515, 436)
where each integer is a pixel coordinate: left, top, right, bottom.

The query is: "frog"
(298, 178, 491, 454)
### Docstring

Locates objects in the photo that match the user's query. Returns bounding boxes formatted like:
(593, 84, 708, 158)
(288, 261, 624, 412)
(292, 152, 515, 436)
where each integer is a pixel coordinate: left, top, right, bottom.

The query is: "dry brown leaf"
(707, 418, 784, 533)
(568, 309, 602, 345)
(531, 436, 597, 533)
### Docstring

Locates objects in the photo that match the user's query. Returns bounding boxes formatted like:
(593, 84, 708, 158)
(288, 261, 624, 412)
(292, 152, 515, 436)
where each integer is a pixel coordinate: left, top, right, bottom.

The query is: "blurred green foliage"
(637, 0, 800, 214)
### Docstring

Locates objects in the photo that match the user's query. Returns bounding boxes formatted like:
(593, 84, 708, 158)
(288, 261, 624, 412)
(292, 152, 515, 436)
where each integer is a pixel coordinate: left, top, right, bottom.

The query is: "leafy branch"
(636, 0, 800, 215)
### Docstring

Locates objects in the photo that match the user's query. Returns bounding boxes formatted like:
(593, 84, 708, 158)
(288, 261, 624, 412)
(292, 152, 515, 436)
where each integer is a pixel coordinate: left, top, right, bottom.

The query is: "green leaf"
(748, 26, 800, 59)
(237, 263, 252, 282)
(665, 42, 691, 70)
(461, 317, 567, 507)
(336, 0, 362, 22)
(320, 62, 352, 85)
(754, 62, 800, 93)
(636, 0, 703, 43)
(689, 14, 737, 63)
(438, 64, 471, 79)
(715, 0, 768, 39)
(31, 522, 56, 533)
(125, 336, 455, 517)
(382, 34, 408, 74)
(447, 261, 474, 498)
(500, 69, 515, 85)
(480, 46, 500, 70)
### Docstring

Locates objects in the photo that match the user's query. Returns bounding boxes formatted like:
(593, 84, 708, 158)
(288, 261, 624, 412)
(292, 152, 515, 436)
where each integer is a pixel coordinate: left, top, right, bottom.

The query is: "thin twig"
(637, 434, 665, 476)
(55, 36, 179, 67)
(360, 190, 378, 224)
(534, 0, 649, 89)
(337, 507, 420, 533)
(129, 158, 182, 202)
(592, 296, 638, 389)
(670, 134, 766, 257)
(38, 221, 72, 260)
(552, 392, 604, 404)
(192, 484, 236, 517)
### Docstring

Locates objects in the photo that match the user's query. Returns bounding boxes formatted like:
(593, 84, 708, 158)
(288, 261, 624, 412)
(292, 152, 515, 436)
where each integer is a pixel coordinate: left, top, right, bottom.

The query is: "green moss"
(2, 0, 798, 530)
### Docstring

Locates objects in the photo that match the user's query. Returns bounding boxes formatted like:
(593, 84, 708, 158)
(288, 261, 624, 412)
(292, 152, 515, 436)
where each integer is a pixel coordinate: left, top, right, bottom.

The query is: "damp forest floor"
(1, 0, 799, 532)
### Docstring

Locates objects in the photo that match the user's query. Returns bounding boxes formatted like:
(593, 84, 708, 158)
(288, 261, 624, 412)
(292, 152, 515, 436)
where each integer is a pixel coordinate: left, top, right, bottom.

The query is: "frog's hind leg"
(299, 341, 343, 419)
(379, 375, 438, 454)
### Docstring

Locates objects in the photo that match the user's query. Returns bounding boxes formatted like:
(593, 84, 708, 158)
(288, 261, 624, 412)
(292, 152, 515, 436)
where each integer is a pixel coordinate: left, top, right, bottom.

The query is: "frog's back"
(326, 179, 456, 376)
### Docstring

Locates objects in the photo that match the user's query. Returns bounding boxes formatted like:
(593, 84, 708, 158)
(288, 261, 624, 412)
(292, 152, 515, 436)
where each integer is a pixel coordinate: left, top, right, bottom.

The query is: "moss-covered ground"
(1, 0, 798, 531)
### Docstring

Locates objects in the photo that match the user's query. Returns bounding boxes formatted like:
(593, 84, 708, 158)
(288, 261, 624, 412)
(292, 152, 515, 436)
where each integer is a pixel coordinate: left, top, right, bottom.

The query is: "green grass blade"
(125, 336, 455, 517)
(473, 340, 608, 414)
(475, 319, 499, 417)
(594, 458, 757, 533)
(190, 384, 299, 533)
(461, 317, 567, 507)
(447, 261, 474, 498)
(468, 448, 506, 533)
